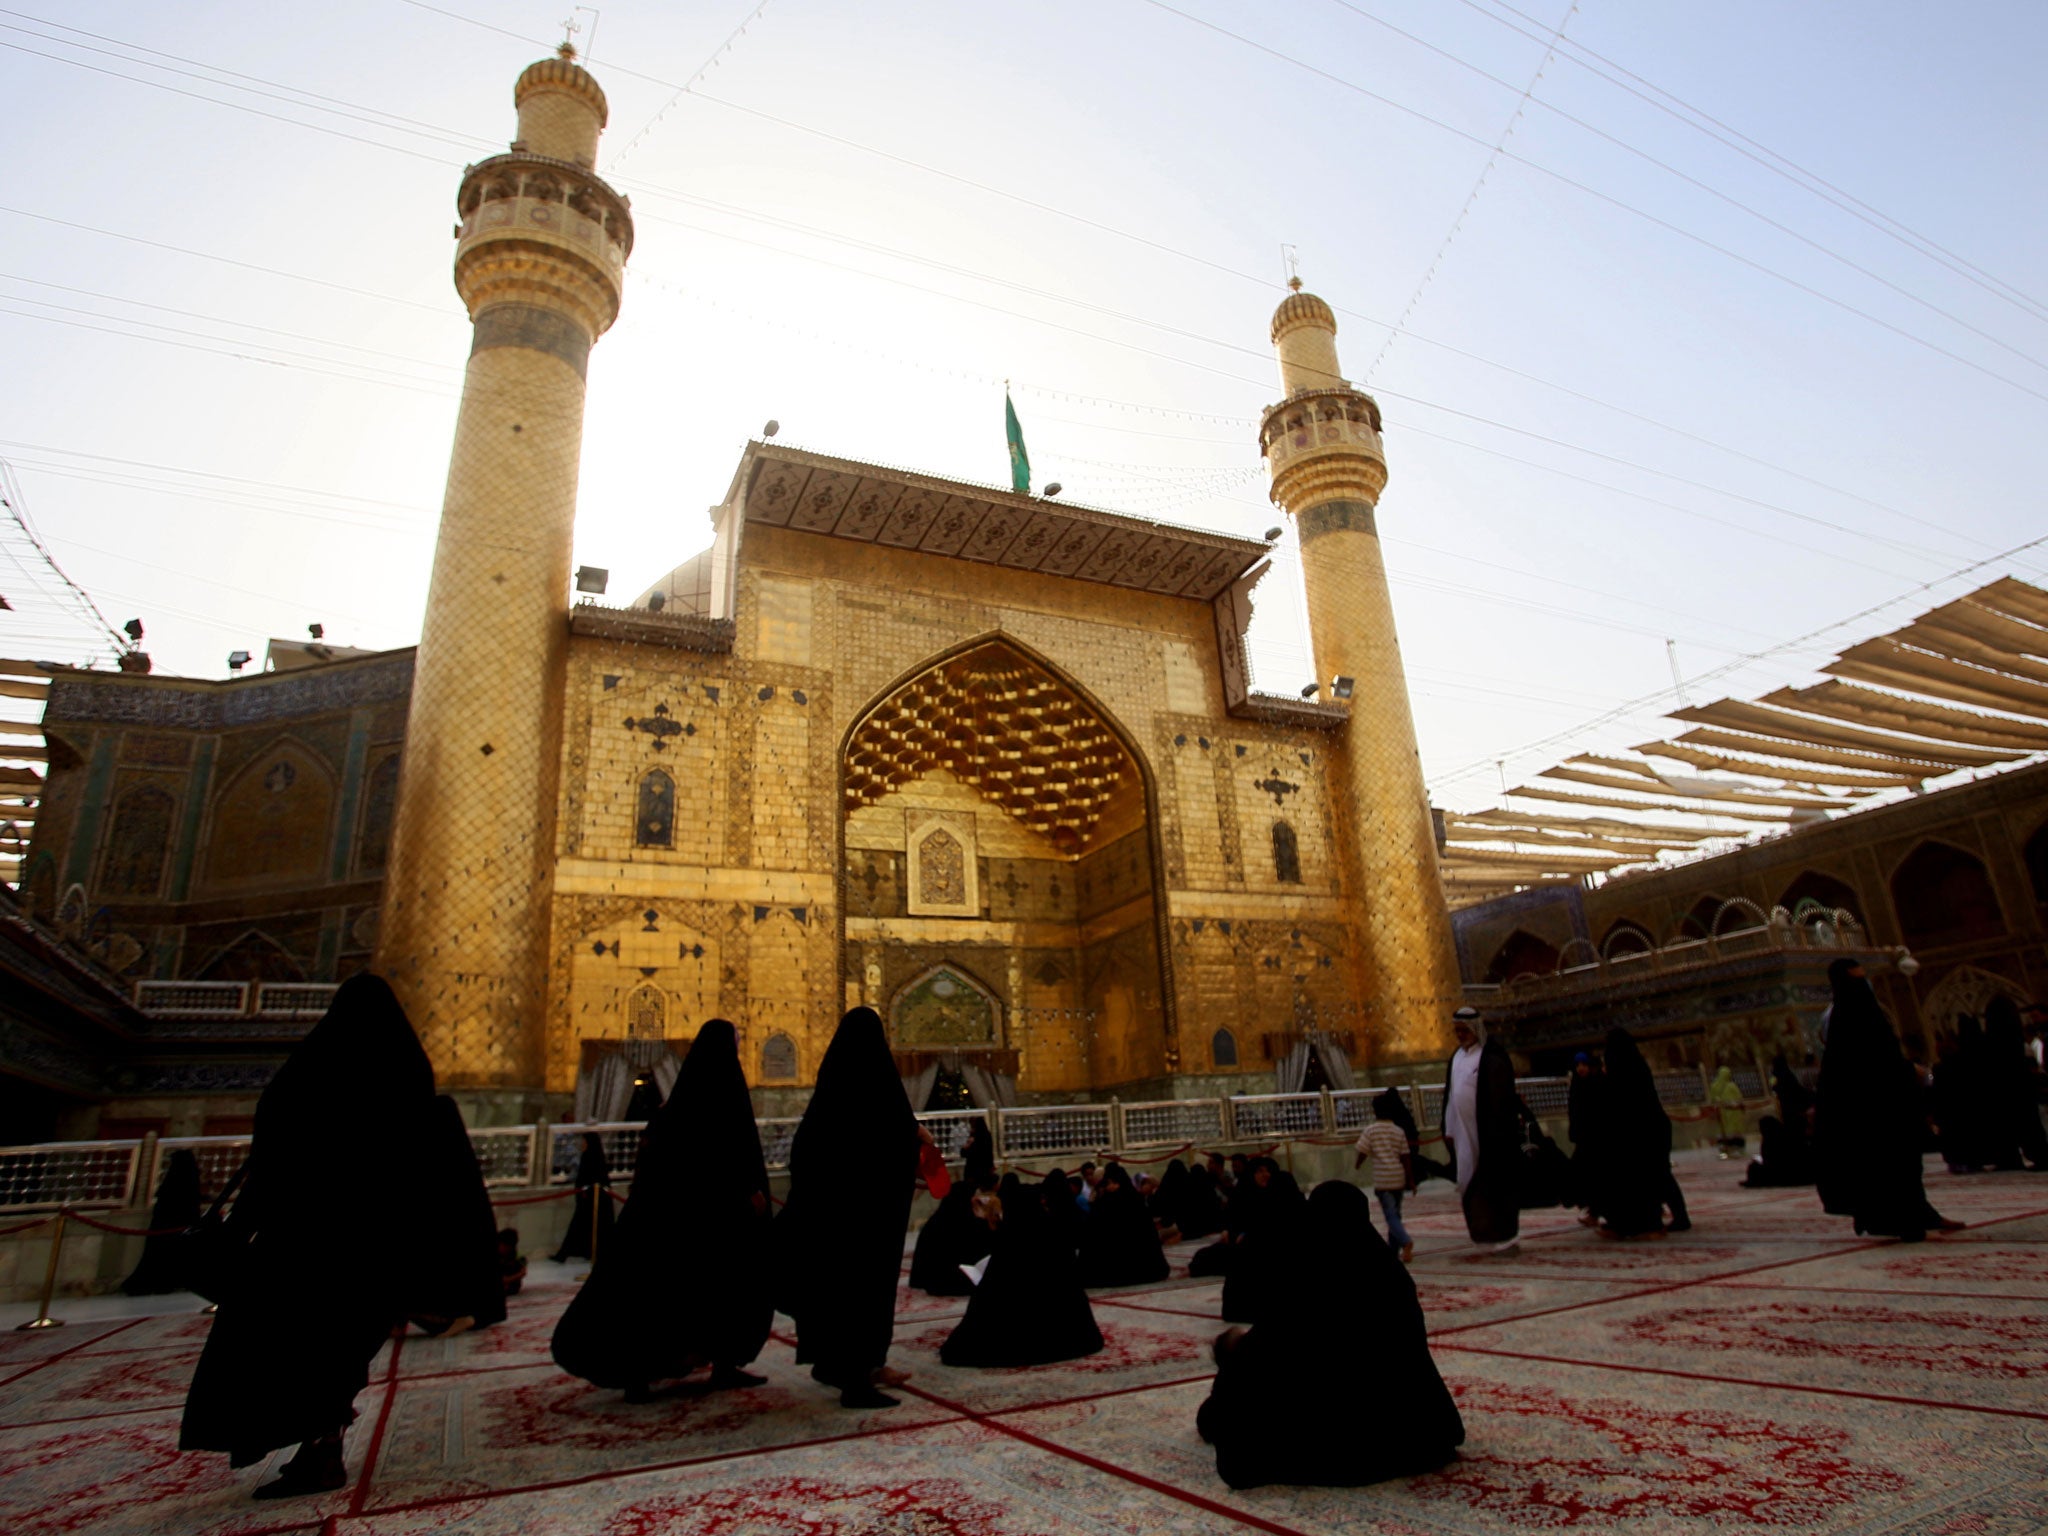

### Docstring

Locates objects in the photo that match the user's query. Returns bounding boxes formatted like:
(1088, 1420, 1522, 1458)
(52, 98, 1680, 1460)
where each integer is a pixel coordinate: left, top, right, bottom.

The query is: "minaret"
(377, 47, 632, 1101)
(1258, 281, 1462, 1061)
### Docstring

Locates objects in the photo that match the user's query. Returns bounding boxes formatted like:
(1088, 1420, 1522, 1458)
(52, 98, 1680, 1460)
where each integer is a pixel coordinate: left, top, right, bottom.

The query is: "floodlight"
(227, 651, 251, 672)
(1300, 683, 1319, 699)
(763, 419, 780, 437)
(1044, 482, 1062, 497)
(123, 618, 144, 642)
(1264, 526, 1283, 542)
(575, 565, 609, 594)
(1330, 676, 1355, 699)
(308, 623, 324, 640)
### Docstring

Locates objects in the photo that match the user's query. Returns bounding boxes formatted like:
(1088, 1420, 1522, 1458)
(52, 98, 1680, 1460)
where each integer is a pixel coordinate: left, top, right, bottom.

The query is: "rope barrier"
(62, 1209, 195, 1239)
(0, 1215, 55, 1238)
(487, 1188, 579, 1208)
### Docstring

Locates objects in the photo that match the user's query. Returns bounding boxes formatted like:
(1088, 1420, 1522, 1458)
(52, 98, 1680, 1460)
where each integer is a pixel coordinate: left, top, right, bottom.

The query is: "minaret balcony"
(456, 152, 634, 272)
(1259, 386, 1387, 505)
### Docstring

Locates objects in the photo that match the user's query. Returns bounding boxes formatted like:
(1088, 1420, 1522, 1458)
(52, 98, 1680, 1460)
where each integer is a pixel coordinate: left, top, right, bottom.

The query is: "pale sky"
(2, 0, 2043, 821)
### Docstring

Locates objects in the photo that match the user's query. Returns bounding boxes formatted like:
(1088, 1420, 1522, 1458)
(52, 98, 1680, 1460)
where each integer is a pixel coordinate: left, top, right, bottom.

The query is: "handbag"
(181, 1159, 252, 1304)
(917, 1141, 953, 1200)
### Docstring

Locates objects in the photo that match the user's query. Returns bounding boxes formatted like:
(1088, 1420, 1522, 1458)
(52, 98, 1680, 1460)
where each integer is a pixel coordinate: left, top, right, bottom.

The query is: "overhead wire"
(1363, 0, 1578, 380)
(1321, 0, 2048, 377)
(3, 9, 2011, 564)
(1452, 0, 2048, 324)
(1136, 0, 2048, 404)
(9, 3, 2045, 750)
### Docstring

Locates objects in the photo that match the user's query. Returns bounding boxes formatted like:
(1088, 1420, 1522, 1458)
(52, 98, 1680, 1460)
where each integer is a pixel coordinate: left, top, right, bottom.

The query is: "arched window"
(1893, 841, 2004, 949)
(1211, 1026, 1239, 1068)
(2025, 822, 2048, 905)
(626, 984, 666, 1039)
(761, 1031, 797, 1080)
(1271, 821, 1301, 884)
(203, 742, 334, 887)
(355, 753, 400, 874)
(1778, 869, 1861, 923)
(636, 769, 675, 849)
(1602, 919, 1654, 958)
(1483, 929, 1561, 984)
(98, 783, 175, 897)
(1676, 895, 1728, 941)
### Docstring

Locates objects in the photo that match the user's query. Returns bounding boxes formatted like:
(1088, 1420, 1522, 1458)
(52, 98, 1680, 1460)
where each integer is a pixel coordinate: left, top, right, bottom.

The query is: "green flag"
(1005, 389, 1031, 494)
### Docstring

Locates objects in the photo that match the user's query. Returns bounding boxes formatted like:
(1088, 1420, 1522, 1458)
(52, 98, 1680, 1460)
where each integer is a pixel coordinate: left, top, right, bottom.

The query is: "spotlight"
(1300, 683, 1319, 699)
(763, 419, 780, 437)
(1264, 526, 1283, 542)
(647, 591, 667, 612)
(575, 565, 609, 594)
(1043, 482, 1062, 497)
(226, 650, 251, 672)
(307, 623, 324, 640)
(1330, 676, 1355, 699)
(1896, 950, 1921, 976)
(122, 618, 144, 642)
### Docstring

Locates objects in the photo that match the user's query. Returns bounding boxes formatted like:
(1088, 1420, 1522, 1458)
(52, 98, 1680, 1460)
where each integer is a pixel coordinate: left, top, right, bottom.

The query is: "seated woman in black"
(1075, 1162, 1169, 1288)
(909, 1174, 996, 1296)
(942, 1168, 1103, 1367)
(1220, 1158, 1307, 1323)
(1198, 1180, 1464, 1489)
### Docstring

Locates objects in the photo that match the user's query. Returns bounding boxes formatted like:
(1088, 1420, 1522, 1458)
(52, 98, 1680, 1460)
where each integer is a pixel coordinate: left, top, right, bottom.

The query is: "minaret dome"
(1269, 283, 1344, 395)
(513, 46, 609, 167)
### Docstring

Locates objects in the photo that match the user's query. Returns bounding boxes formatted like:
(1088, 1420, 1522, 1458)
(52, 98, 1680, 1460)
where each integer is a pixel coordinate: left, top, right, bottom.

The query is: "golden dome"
(515, 49, 609, 129)
(1270, 285, 1337, 344)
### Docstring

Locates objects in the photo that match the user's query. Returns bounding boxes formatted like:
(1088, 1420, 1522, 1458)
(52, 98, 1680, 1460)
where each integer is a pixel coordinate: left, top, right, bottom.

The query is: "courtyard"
(3, 1150, 2044, 1535)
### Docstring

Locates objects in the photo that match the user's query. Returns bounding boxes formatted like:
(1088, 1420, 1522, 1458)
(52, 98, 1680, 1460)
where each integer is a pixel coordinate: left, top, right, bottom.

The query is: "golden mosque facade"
(369, 48, 1466, 1114)
(11, 49, 1468, 1122)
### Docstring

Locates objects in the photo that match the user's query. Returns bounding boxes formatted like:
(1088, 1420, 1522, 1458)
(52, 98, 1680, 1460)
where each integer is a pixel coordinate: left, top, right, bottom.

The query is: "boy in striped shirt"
(1354, 1091, 1415, 1262)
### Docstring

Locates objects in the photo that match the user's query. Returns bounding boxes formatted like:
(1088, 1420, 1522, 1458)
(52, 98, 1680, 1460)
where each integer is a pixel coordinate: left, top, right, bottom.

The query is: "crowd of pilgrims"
(134, 958, 2042, 1500)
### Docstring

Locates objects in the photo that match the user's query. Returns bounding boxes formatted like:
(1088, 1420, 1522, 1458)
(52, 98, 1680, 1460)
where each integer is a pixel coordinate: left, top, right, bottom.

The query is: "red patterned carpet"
(3, 1151, 2045, 1535)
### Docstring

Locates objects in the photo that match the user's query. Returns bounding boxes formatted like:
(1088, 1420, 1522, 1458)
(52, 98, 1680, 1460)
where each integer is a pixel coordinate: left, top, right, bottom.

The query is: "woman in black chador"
(179, 974, 438, 1500)
(942, 1168, 1104, 1367)
(553, 1020, 773, 1396)
(776, 1006, 924, 1408)
(551, 1132, 615, 1262)
(1075, 1161, 1169, 1288)
(1984, 997, 2048, 1170)
(908, 1175, 994, 1296)
(122, 1148, 203, 1296)
(960, 1116, 996, 1187)
(1591, 1029, 1671, 1238)
(407, 1096, 508, 1334)
(1816, 959, 1956, 1240)
(1220, 1158, 1307, 1322)
(1198, 1181, 1464, 1490)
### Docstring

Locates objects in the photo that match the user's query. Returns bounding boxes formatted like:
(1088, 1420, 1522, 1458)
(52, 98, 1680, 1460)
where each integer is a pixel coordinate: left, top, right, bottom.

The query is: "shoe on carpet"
(1668, 1218, 1692, 1232)
(1401, 1242, 1414, 1264)
(252, 1441, 345, 1501)
(840, 1386, 900, 1409)
(1490, 1238, 1520, 1256)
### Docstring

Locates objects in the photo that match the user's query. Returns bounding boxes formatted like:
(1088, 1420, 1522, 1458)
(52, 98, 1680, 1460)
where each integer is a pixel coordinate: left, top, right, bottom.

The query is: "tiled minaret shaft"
(1259, 285, 1461, 1061)
(377, 49, 632, 1093)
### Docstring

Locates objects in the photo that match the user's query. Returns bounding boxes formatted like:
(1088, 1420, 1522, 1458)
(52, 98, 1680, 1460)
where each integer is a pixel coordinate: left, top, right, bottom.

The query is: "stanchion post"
(528, 1117, 551, 1188)
(16, 1210, 66, 1331)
